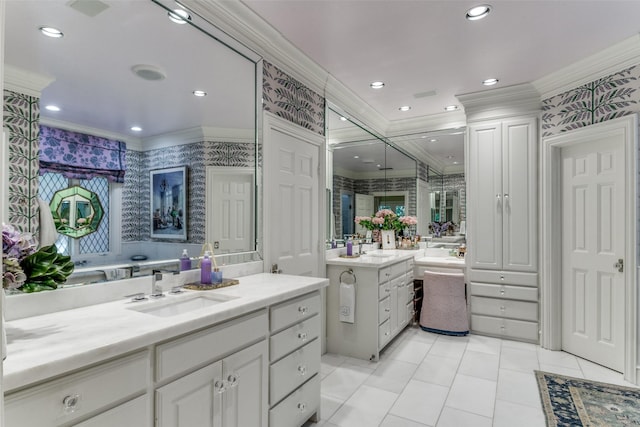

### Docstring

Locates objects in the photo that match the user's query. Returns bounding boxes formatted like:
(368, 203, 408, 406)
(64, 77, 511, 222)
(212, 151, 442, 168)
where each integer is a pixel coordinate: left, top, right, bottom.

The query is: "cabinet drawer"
(270, 338, 321, 405)
(156, 309, 268, 381)
(379, 296, 391, 324)
(471, 296, 538, 321)
(271, 291, 321, 333)
(269, 374, 319, 427)
(379, 281, 391, 300)
(73, 395, 149, 427)
(470, 282, 538, 301)
(471, 314, 539, 342)
(468, 270, 538, 287)
(270, 315, 320, 362)
(379, 319, 391, 347)
(379, 261, 407, 282)
(5, 351, 149, 427)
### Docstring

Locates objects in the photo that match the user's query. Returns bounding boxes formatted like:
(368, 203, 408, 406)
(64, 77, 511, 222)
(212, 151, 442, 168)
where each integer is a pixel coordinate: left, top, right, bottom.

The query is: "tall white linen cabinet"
(461, 84, 541, 343)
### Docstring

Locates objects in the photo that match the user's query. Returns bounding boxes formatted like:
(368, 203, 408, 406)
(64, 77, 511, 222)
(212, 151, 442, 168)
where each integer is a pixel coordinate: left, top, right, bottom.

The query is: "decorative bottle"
(180, 249, 191, 271)
(201, 251, 212, 284)
(346, 238, 353, 256)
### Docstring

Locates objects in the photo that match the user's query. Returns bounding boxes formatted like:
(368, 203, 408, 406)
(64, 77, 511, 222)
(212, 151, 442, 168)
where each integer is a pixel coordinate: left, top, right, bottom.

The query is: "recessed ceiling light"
(447, 155, 454, 159)
(483, 78, 499, 86)
(399, 106, 411, 112)
(466, 4, 491, 20)
(376, 164, 381, 168)
(168, 9, 191, 24)
(45, 105, 61, 112)
(131, 126, 142, 132)
(370, 81, 385, 89)
(340, 116, 348, 121)
(444, 105, 459, 111)
(453, 161, 459, 165)
(193, 90, 207, 97)
(430, 138, 438, 142)
(39, 26, 64, 38)
(354, 155, 359, 159)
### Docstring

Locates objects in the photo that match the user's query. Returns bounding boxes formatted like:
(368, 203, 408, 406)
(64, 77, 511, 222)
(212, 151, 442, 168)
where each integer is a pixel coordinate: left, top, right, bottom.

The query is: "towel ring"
(340, 269, 356, 285)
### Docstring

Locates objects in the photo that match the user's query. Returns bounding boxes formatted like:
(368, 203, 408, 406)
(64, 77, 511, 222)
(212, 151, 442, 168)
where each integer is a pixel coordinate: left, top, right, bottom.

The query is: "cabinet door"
(156, 362, 223, 427)
(389, 279, 399, 336)
(222, 340, 268, 427)
(397, 281, 408, 330)
(468, 122, 503, 270)
(502, 117, 537, 272)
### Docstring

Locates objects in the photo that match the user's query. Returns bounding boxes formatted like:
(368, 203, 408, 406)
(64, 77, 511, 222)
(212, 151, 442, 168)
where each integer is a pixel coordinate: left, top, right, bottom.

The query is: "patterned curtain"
(38, 125, 127, 183)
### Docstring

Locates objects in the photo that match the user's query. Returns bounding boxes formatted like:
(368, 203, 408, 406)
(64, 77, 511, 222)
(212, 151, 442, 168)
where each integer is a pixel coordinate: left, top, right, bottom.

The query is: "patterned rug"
(535, 370, 640, 426)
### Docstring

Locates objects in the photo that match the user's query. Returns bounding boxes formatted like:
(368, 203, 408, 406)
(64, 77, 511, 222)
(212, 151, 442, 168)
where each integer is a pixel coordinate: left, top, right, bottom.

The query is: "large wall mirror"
(387, 128, 466, 242)
(327, 105, 417, 244)
(4, 0, 262, 285)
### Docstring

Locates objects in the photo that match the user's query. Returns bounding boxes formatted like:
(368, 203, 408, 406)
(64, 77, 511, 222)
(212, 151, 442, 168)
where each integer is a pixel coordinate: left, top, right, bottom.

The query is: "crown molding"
(386, 110, 467, 136)
(533, 33, 640, 100)
(456, 83, 541, 122)
(143, 126, 254, 151)
(4, 65, 54, 97)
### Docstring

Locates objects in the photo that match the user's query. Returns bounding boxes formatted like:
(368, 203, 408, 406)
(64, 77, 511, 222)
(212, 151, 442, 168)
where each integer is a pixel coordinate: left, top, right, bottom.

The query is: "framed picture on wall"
(150, 166, 188, 240)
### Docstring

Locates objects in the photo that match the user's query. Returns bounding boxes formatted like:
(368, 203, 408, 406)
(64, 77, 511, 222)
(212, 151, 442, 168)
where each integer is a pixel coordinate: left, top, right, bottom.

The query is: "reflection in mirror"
(326, 104, 417, 244)
(50, 186, 104, 239)
(4, 0, 261, 287)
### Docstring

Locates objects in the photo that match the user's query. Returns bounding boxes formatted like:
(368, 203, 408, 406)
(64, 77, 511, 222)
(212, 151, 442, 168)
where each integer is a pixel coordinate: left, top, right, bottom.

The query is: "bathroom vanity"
(3, 273, 328, 427)
(325, 250, 415, 361)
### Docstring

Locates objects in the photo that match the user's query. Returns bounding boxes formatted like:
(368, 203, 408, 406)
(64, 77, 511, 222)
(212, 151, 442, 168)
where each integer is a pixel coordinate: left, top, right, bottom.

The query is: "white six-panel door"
(207, 169, 254, 254)
(561, 137, 625, 371)
(263, 113, 324, 277)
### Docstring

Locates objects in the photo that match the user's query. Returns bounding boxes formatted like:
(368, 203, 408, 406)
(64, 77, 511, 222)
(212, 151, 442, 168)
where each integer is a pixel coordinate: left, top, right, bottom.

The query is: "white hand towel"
(38, 198, 58, 247)
(339, 281, 355, 323)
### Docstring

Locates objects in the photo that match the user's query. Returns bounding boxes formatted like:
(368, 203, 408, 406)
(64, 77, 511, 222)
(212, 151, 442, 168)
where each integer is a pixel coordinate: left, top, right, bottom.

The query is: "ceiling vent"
(67, 0, 110, 17)
(413, 90, 437, 99)
(131, 64, 167, 81)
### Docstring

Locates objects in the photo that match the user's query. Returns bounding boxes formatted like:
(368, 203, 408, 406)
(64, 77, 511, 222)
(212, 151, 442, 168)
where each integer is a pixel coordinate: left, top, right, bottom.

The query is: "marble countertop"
(414, 255, 466, 268)
(325, 249, 418, 268)
(3, 273, 328, 392)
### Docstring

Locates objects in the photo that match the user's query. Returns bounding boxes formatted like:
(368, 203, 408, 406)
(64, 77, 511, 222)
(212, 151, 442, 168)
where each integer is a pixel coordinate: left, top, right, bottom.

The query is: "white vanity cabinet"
(268, 291, 321, 427)
(326, 256, 414, 361)
(5, 351, 150, 427)
(467, 116, 539, 342)
(155, 309, 269, 427)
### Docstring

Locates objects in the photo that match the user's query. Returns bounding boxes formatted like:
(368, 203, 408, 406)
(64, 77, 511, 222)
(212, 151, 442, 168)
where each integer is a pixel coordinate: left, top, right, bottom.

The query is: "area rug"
(535, 370, 640, 426)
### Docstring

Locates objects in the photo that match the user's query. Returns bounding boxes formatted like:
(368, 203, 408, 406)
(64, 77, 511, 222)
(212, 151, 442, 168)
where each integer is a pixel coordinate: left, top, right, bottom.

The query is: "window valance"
(38, 125, 127, 183)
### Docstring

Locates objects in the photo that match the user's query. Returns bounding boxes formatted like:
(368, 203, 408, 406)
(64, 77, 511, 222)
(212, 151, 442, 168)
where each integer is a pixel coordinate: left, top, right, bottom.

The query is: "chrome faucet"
(151, 269, 179, 298)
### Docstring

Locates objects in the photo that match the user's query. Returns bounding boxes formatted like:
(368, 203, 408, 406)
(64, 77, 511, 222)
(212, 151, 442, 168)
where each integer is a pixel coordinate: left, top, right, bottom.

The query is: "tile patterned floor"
(304, 325, 637, 427)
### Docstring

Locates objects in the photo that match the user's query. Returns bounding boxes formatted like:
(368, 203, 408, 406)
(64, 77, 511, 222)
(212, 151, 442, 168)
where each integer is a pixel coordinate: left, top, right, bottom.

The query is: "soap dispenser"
(180, 249, 191, 271)
(201, 251, 212, 284)
(346, 237, 353, 256)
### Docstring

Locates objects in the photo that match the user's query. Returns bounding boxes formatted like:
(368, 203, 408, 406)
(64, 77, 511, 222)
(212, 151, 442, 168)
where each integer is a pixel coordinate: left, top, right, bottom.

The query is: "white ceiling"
(242, 0, 640, 171)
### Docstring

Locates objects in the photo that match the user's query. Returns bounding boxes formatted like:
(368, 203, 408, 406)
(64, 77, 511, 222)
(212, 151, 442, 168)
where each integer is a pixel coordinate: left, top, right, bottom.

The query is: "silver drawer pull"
(500, 289, 505, 295)
(297, 364, 307, 376)
(298, 306, 308, 315)
(385, 288, 391, 293)
(500, 275, 505, 280)
(297, 402, 307, 412)
(214, 380, 226, 394)
(385, 331, 390, 336)
(385, 308, 390, 312)
(62, 394, 80, 413)
(500, 306, 506, 311)
(227, 374, 239, 387)
(297, 332, 308, 341)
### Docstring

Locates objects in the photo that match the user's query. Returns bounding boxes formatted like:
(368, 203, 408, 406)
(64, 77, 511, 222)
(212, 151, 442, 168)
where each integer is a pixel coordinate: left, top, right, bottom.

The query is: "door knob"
(614, 258, 624, 273)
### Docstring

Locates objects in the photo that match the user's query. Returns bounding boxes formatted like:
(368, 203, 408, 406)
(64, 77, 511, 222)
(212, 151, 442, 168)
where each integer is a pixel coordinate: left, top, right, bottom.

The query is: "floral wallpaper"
(542, 65, 639, 137)
(3, 89, 40, 234)
(122, 141, 255, 243)
(263, 61, 325, 135)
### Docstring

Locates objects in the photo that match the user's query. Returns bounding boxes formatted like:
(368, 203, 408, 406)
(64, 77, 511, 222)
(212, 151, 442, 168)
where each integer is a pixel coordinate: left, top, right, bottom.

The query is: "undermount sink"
(362, 253, 393, 258)
(128, 293, 238, 317)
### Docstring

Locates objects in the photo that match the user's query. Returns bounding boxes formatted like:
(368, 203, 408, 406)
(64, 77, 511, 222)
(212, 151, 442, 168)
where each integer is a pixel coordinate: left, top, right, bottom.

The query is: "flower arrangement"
(2, 223, 75, 293)
(355, 209, 417, 233)
(429, 221, 454, 238)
